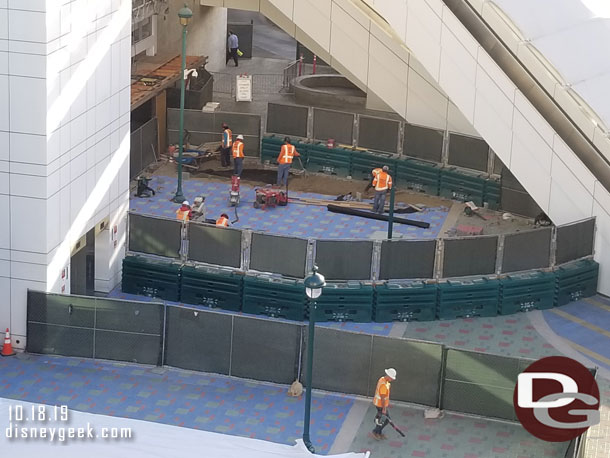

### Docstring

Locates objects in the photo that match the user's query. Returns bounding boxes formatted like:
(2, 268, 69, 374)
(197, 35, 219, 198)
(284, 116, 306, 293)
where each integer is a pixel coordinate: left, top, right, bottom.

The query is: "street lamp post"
(172, 4, 193, 203)
(303, 265, 326, 453)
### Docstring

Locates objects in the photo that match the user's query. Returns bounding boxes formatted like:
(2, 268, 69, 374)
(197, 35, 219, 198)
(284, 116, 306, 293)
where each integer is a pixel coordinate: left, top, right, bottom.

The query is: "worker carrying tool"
(276, 137, 300, 187)
(232, 134, 245, 177)
(216, 213, 230, 227)
(220, 122, 233, 167)
(372, 368, 397, 440)
(176, 201, 192, 221)
(364, 167, 383, 193)
(372, 166, 392, 214)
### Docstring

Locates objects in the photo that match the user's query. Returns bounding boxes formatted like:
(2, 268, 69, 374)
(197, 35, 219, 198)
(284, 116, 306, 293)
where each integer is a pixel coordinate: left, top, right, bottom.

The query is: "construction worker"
(232, 134, 245, 177)
(216, 213, 230, 227)
(372, 368, 397, 440)
(364, 167, 383, 193)
(176, 201, 192, 221)
(276, 137, 300, 187)
(372, 165, 392, 214)
(220, 122, 232, 167)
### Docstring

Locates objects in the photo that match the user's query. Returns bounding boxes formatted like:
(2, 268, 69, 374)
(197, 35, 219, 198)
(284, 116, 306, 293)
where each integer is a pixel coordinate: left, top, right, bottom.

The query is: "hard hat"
(237, 134, 244, 140)
(385, 368, 397, 380)
(182, 200, 189, 206)
(382, 165, 389, 171)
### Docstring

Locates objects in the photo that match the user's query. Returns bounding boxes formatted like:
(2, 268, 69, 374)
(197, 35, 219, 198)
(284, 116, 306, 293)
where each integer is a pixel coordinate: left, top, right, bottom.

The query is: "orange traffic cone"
(1, 328, 15, 356)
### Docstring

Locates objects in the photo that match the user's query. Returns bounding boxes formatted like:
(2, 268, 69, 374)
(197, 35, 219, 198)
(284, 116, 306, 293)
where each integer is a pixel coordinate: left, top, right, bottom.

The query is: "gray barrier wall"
(130, 117, 158, 180)
(128, 213, 596, 280)
(358, 116, 400, 153)
(266, 103, 308, 138)
(403, 124, 444, 163)
(312, 108, 354, 145)
(168, 109, 261, 156)
(448, 133, 489, 172)
(28, 292, 596, 422)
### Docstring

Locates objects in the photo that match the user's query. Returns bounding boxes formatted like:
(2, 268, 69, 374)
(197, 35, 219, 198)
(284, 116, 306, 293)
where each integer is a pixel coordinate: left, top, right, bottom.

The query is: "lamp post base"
(172, 192, 185, 203)
(303, 436, 315, 454)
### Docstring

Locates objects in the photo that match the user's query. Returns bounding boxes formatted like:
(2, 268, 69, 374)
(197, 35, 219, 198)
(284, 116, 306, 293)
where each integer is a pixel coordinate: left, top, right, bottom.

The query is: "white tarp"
(1, 398, 369, 458)
(492, 0, 610, 130)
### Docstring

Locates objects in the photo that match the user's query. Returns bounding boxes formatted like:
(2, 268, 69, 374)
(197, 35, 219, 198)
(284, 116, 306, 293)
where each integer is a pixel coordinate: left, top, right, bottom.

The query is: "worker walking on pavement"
(372, 165, 392, 214)
(232, 134, 245, 177)
(176, 201, 192, 221)
(276, 137, 300, 188)
(372, 368, 397, 440)
(216, 213, 230, 227)
(220, 123, 233, 167)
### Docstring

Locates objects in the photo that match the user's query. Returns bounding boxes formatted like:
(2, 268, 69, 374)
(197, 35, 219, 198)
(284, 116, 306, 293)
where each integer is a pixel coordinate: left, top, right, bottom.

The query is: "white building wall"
(201, 0, 610, 295)
(0, 0, 131, 349)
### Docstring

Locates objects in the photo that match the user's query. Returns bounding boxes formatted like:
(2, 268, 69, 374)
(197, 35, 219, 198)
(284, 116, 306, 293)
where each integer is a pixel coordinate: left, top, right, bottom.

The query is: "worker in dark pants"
(372, 165, 392, 214)
(232, 134, 245, 177)
(226, 30, 239, 67)
(220, 123, 232, 167)
(372, 368, 396, 440)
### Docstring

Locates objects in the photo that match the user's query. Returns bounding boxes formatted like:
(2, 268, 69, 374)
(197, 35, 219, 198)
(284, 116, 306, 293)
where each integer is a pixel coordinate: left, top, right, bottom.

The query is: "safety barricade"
(312, 282, 374, 322)
(305, 142, 351, 177)
(374, 281, 437, 322)
(438, 277, 500, 319)
(242, 275, 306, 321)
(122, 255, 181, 301)
(499, 271, 555, 314)
(394, 157, 441, 195)
(554, 259, 599, 306)
(180, 264, 243, 312)
(439, 167, 487, 206)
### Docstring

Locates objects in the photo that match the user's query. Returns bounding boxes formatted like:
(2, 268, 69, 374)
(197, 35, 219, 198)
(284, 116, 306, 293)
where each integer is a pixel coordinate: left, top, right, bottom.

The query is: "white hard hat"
(385, 368, 397, 380)
(182, 200, 189, 206)
(237, 134, 244, 140)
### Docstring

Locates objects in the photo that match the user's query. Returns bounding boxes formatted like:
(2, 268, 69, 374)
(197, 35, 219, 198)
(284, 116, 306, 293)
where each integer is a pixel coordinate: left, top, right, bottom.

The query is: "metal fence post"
(241, 229, 252, 272)
(371, 240, 382, 281)
(434, 238, 444, 280)
(441, 130, 450, 166)
(495, 234, 505, 275)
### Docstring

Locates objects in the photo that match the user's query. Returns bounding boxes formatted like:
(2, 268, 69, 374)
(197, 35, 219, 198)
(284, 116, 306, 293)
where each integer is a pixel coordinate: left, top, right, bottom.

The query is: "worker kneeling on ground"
(372, 166, 392, 214)
(372, 368, 396, 440)
(216, 213, 230, 227)
(276, 137, 300, 187)
(232, 134, 245, 177)
(176, 201, 192, 221)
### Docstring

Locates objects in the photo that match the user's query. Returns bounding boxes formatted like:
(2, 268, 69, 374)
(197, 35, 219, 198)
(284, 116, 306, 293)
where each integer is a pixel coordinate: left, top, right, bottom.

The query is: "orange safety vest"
(373, 376, 391, 408)
(373, 171, 392, 191)
(176, 208, 190, 221)
(232, 141, 244, 158)
(222, 128, 233, 148)
(277, 144, 298, 164)
(216, 216, 229, 227)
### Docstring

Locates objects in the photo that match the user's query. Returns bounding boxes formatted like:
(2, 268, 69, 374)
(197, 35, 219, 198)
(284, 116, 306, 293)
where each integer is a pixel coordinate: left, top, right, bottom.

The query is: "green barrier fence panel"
(350, 150, 397, 181)
(242, 275, 306, 321)
(439, 167, 487, 206)
(312, 282, 374, 322)
(122, 255, 181, 301)
(395, 157, 441, 195)
(438, 277, 500, 319)
(180, 264, 243, 311)
(499, 271, 555, 314)
(555, 259, 599, 306)
(374, 281, 437, 322)
(305, 143, 351, 176)
(483, 177, 501, 210)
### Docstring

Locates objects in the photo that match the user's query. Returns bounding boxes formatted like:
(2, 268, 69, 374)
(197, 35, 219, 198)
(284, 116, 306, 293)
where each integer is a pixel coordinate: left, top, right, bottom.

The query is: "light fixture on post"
(172, 4, 193, 203)
(302, 265, 326, 453)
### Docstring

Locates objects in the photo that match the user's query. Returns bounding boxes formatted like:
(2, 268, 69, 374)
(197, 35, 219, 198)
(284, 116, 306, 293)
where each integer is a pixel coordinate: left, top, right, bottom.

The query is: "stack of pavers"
(312, 282, 374, 322)
(180, 264, 243, 311)
(242, 274, 306, 320)
(554, 259, 599, 306)
(498, 270, 556, 314)
(437, 277, 500, 319)
(374, 281, 437, 322)
(122, 255, 181, 301)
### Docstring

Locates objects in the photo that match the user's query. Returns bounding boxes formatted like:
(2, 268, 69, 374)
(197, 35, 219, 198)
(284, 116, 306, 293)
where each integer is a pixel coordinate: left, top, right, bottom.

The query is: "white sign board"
(236, 75, 252, 102)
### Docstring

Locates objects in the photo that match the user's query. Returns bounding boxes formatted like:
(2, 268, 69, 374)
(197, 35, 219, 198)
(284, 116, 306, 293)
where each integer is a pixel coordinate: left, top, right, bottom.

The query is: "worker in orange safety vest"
(372, 368, 397, 440)
(276, 137, 300, 187)
(176, 201, 192, 221)
(372, 165, 392, 214)
(216, 213, 230, 227)
(232, 134, 245, 177)
(364, 167, 383, 193)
